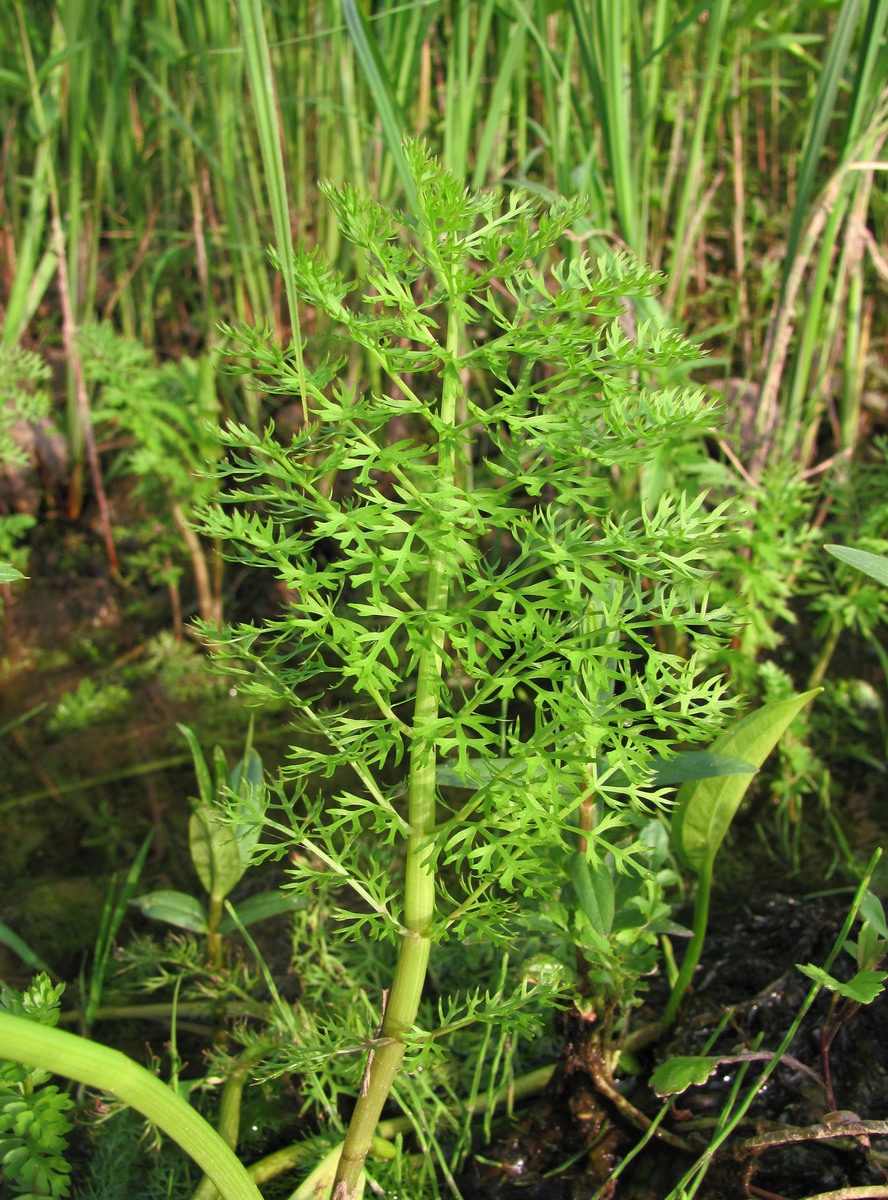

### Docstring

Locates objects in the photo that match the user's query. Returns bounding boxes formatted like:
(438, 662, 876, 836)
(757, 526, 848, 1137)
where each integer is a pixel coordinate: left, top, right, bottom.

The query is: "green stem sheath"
(662, 856, 714, 1031)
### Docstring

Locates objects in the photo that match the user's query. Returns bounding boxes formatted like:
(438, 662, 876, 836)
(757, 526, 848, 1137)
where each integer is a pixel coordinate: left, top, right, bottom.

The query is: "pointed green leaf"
(860, 890, 888, 941)
(436, 757, 534, 788)
(189, 807, 243, 902)
(219, 890, 307, 932)
(177, 723, 214, 809)
(340, 0, 415, 212)
(212, 744, 229, 797)
(825, 544, 888, 587)
(132, 890, 209, 933)
(569, 851, 614, 936)
(0, 563, 24, 584)
(671, 689, 820, 874)
(650, 1055, 721, 1097)
(0, 921, 53, 973)
(230, 746, 266, 870)
(649, 752, 756, 787)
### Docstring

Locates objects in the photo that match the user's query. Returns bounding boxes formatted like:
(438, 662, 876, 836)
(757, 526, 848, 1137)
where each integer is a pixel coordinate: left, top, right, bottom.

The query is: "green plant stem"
(662, 855, 713, 1031)
(0, 1014, 262, 1200)
(246, 1066, 558, 1188)
(331, 303, 462, 1200)
(192, 1060, 252, 1200)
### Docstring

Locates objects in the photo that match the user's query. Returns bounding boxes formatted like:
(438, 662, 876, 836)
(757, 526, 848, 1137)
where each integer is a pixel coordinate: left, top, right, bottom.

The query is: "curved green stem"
(662, 856, 714, 1032)
(0, 1014, 262, 1200)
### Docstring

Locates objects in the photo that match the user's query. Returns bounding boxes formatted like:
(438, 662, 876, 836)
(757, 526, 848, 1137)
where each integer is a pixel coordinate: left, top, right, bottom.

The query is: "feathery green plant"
(196, 140, 740, 1195)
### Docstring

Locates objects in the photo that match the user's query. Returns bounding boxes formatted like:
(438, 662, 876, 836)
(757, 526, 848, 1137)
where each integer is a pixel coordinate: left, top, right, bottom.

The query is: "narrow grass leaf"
(781, 0, 863, 291)
(0, 922, 53, 973)
(218, 890, 307, 932)
(341, 0, 416, 209)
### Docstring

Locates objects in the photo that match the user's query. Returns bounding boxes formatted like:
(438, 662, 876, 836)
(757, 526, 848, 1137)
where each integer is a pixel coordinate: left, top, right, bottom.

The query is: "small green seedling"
(133, 724, 297, 968)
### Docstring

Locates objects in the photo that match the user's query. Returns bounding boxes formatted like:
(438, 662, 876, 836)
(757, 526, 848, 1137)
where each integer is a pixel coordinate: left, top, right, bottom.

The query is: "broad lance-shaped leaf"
(437, 751, 753, 792)
(649, 751, 755, 787)
(860, 890, 888, 941)
(219, 890, 307, 932)
(190, 806, 244, 902)
(132, 890, 209, 933)
(569, 852, 615, 937)
(229, 745, 267, 870)
(671, 689, 820, 874)
(177, 723, 215, 809)
(825, 544, 888, 588)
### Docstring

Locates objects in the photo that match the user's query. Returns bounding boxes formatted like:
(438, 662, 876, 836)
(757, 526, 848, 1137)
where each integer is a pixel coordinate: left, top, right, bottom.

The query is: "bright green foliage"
(205, 141, 736, 908)
(650, 1054, 722, 1098)
(0, 975, 73, 1200)
(672, 689, 821, 875)
(198, 141, 740, 1188)
(525, 817, 688, 1021)
(796, 962, 887, 1004)
(0, 348, 51, 468)
(79, 325, 220, 504)
(47, 677, 131, 735)
(76, 324, 224, 624)
(663, 688, 820, 1029)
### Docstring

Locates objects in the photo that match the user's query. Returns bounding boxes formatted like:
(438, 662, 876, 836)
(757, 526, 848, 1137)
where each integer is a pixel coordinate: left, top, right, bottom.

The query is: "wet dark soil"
(0, 521, 285, 980)
(463, 895, 888, 1200)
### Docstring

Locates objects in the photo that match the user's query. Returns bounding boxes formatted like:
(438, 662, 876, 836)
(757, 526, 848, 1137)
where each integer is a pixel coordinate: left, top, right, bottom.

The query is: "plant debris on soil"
(464, 896, 888, 1200)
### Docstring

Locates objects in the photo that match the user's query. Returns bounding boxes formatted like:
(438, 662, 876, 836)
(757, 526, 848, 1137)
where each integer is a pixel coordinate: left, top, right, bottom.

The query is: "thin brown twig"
(734, 1117, 888, 1155)
(795, 1189, 888, 1200)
